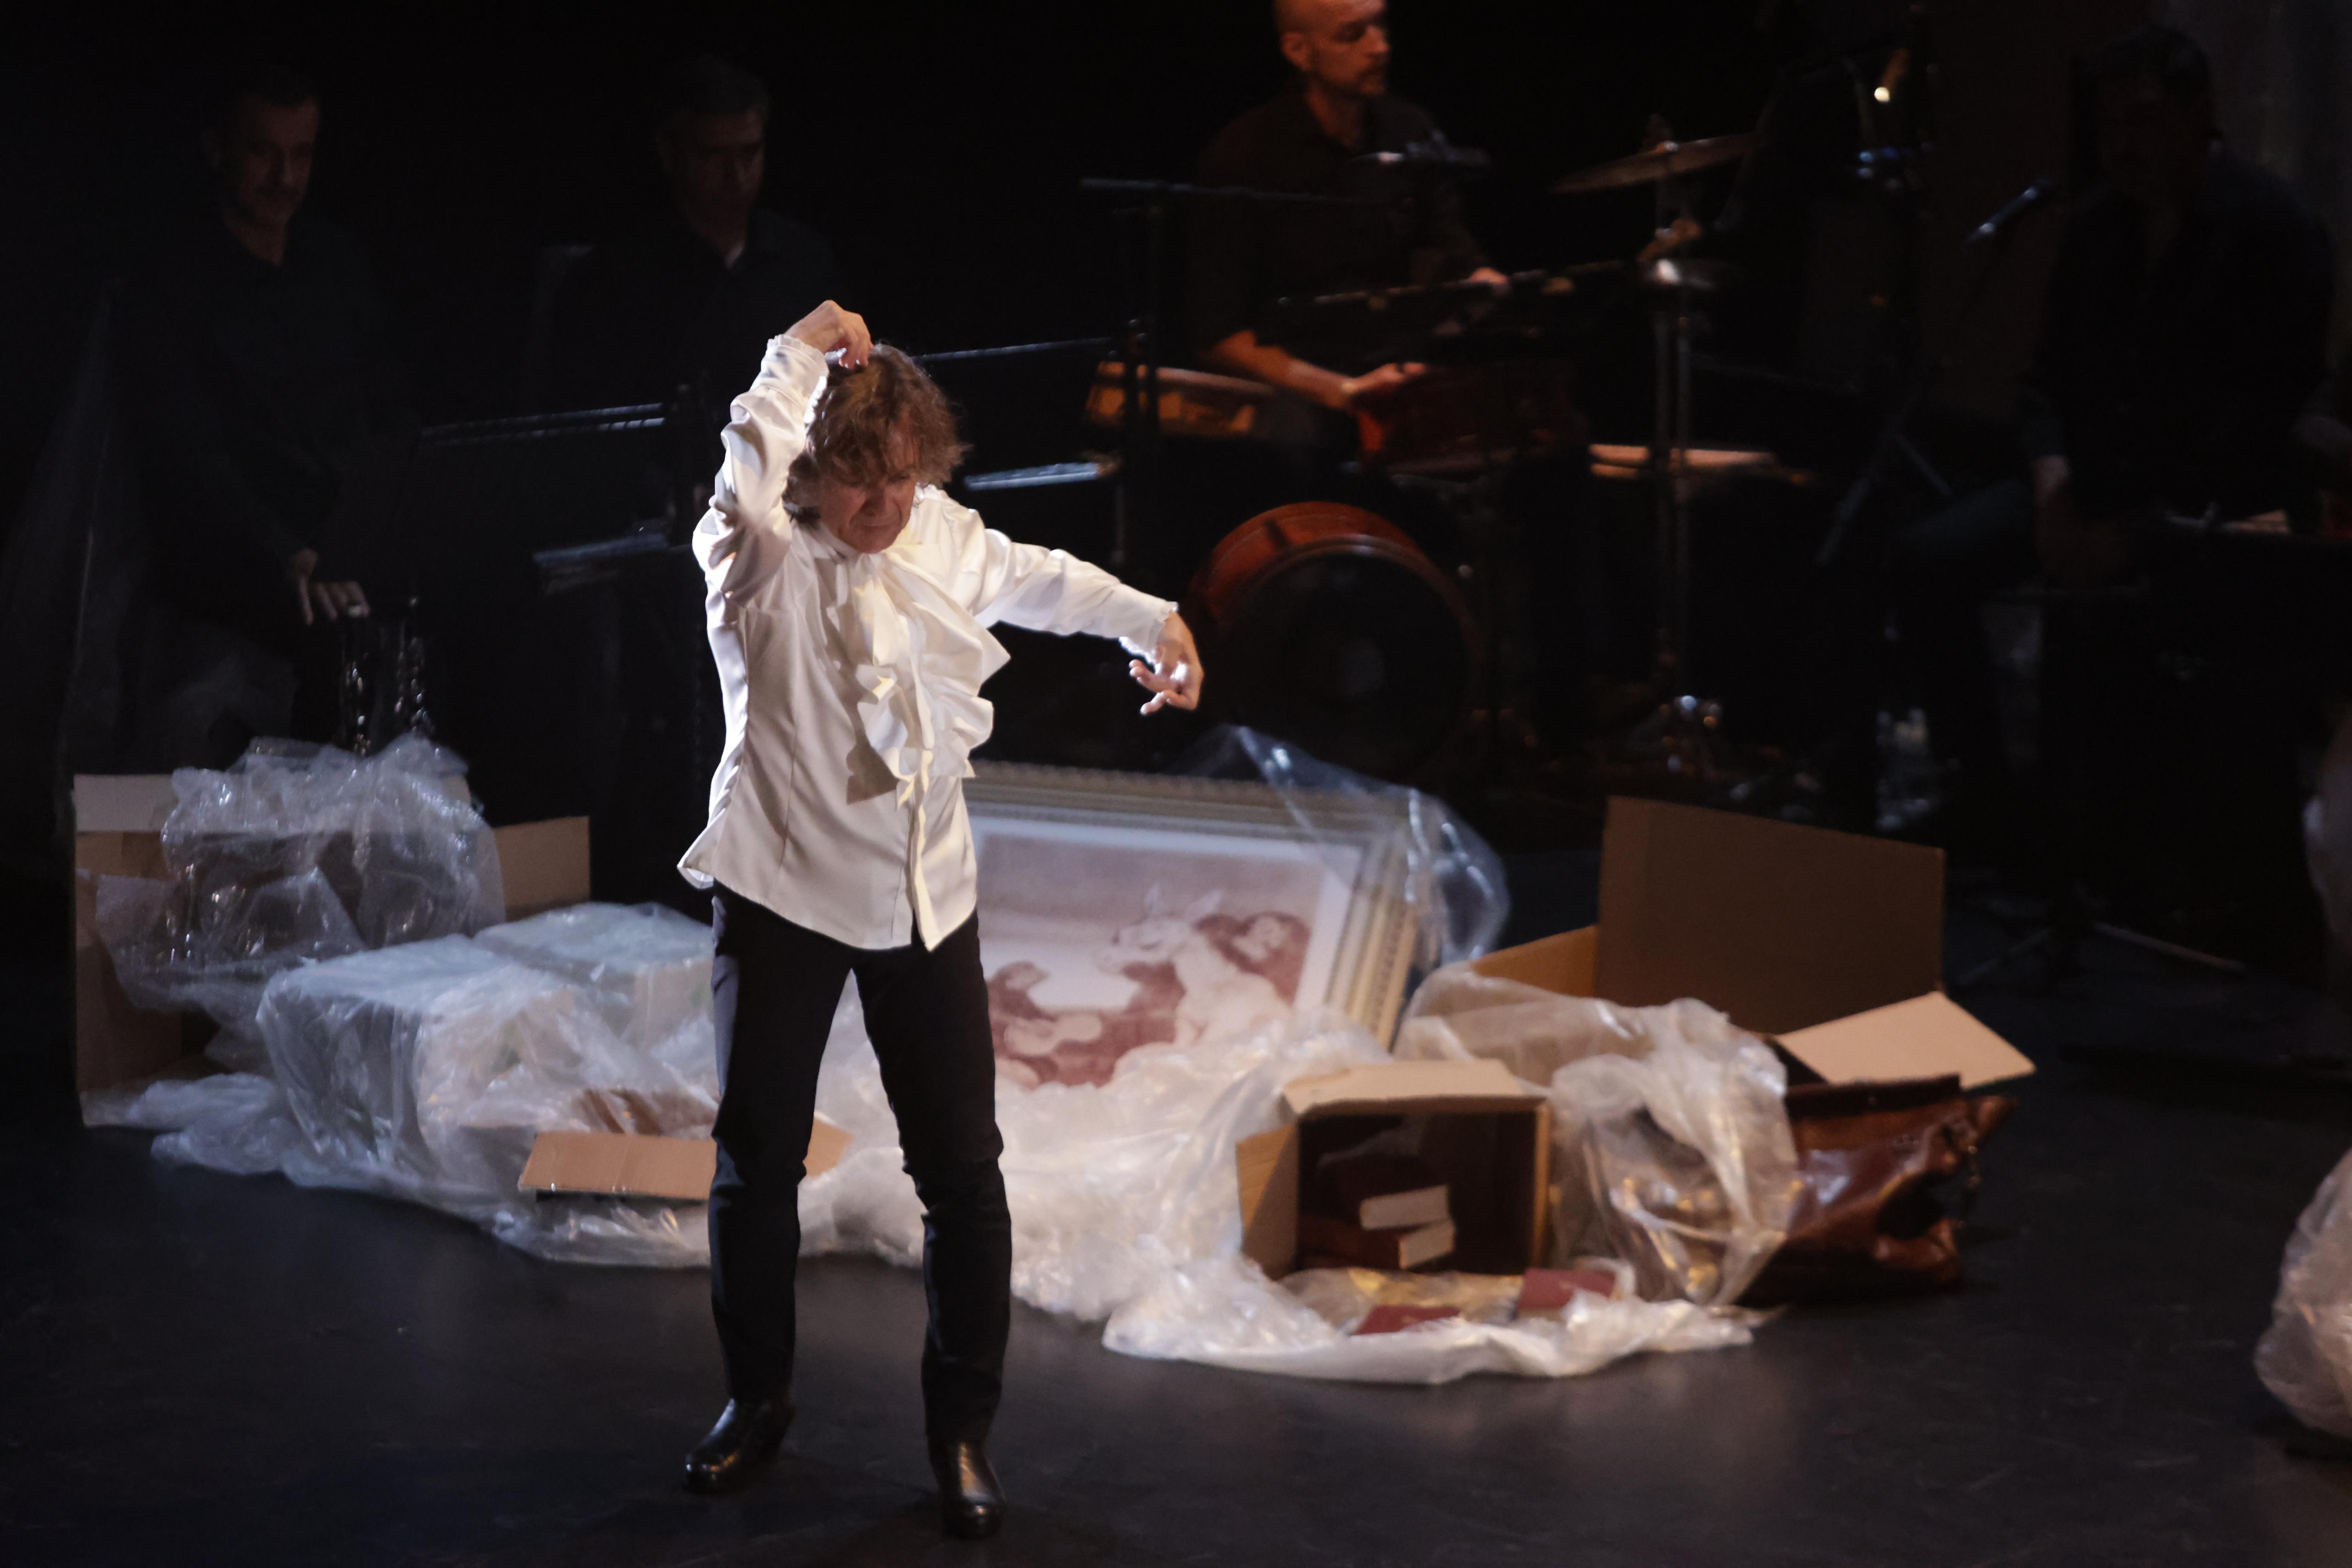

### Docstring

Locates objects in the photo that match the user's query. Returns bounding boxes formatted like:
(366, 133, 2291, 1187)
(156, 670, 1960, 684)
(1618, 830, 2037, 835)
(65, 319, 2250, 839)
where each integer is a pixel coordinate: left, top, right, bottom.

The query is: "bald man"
(1188, 0, 1507, 408)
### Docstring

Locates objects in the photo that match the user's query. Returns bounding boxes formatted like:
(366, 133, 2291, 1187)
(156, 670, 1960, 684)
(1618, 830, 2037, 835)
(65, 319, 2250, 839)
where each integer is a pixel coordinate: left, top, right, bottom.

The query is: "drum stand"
(1623, 236, 1729, 783)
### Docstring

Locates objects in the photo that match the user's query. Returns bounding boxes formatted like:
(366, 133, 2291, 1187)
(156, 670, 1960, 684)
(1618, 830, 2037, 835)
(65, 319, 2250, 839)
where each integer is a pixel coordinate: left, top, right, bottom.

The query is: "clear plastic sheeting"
(1101, 1253, 1752, 1384)
(800, 1000, 1388, 1318)
(476, 903, 713, 1050)
(1396, 959, 1797, 1308)
(119, 911, 723, 1269)
(1176, 726, 1508, 971)
(2257, 1146, 2352, 1438)
(1550, 1031, 1797, 1307)
(93, 735, 504, 1048)
(1395, 963, 1752, 1083)
(802, 998, 1761, 1382)
(2306, 718, 2352, 968)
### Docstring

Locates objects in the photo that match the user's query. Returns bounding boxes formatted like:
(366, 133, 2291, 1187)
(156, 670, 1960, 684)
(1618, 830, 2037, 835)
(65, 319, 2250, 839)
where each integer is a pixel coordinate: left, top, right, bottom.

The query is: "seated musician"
(1188, 0, 1509, 411)
(1890, 25, 2330, 857)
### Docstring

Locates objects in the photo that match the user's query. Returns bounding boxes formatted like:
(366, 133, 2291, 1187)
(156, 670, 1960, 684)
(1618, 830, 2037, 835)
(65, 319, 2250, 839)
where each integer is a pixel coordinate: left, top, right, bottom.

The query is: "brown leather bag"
(1741, 1075, 2016, 1306)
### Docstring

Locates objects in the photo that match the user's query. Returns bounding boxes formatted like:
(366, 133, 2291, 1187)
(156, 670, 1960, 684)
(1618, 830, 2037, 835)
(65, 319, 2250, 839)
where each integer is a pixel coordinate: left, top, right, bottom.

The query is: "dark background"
(2, 0, 2145, 528)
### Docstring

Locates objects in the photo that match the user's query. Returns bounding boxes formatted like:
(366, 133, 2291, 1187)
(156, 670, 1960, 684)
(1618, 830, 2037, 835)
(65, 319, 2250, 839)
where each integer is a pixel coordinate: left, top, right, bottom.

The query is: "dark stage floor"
(8, 860, 2352, 1567)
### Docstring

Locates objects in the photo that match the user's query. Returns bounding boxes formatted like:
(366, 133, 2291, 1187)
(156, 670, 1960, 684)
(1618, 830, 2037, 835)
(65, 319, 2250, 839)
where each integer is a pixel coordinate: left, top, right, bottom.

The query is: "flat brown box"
(1469, 798, 2035, 1089)
(519, 1116, 851, 1201)
(71, 773, 593, 1105)
(1237, 1059, 1551, 1279)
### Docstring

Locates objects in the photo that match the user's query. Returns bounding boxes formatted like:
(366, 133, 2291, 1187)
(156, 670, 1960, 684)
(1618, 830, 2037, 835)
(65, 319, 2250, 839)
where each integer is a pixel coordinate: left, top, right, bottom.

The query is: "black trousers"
(707, 887, 1010, 1443)
(1888, 476, 2039, 804)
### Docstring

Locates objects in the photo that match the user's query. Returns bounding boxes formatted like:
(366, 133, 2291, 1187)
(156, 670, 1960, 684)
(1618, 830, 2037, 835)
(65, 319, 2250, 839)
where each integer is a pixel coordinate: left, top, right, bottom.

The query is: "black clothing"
(707, 890, 1009, 1444)
(544, 208, 842, 417)
(1888, 477, 2040, 809)
(2019, 146, 2332, 521)
(1892, 147, 2332, 846)
(1188, 83, 1486, 364)
(115, 212, 407, 651)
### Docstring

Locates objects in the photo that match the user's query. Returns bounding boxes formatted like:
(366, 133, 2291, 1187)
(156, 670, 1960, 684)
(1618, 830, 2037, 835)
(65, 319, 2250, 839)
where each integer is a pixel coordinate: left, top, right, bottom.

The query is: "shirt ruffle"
(840, 541, 1008, 941)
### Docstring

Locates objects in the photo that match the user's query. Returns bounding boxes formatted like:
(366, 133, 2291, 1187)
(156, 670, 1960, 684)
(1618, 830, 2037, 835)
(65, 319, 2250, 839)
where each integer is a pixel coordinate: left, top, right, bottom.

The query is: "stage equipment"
(1352, 361, 1584, 476)
(1078, 178, 1377, 572)
(1549, 133, 1758, 195)
(1185, 503, 1477, 781)
(1085, 362, 1280, 444)
(1814, 173, 2057, 568)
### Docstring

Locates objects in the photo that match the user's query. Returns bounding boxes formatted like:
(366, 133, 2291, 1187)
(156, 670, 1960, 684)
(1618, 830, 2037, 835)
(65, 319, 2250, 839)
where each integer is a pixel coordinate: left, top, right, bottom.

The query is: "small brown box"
(1237, 1059, 1550, 1280)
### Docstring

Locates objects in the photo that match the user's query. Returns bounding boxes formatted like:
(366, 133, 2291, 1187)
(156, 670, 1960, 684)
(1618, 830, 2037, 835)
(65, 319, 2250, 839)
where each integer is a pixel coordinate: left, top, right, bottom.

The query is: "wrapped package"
(1396, 957, 1798, 1307)
(124, 929, 717, 1268)
(475, 902, 718, 1137)
(1549, 1031, 1797, 1307)
(475, 902, 712, 1047)
(1177, 725, 1509, 971)
(95, 735, 503, 1048)
(257, 936, 606, 1203)
(2257, 1146, 2352, 1437)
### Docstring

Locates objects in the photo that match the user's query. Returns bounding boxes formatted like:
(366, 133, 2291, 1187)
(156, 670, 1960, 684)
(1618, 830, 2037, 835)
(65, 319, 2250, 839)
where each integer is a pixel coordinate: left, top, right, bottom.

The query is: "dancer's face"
(815, 421, 919, 555)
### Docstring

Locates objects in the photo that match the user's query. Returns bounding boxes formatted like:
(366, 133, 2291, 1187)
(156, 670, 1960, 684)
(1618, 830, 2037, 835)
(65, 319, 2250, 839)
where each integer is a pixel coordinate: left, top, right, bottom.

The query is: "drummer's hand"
(288, 548, 368, 626)
(1339, 361, 1427, 408)
(784, 300, 871, 368)
(1132, 613, 1204, 715)
(1468, 266, 1513, 294)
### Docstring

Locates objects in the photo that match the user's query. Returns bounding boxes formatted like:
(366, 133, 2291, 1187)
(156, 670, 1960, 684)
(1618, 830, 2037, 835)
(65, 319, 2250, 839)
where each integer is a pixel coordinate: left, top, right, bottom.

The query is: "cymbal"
(1551, 134, 1757, 195)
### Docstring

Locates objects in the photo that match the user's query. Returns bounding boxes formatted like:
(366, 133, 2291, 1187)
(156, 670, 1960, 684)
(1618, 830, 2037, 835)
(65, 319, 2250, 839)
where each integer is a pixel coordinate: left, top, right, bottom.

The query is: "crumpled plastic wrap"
(1178, 725, 1509, 970)
(2257, 1146, 2352, 1437)
(1397, 961, 1797, 1308)
(2307, 719, 2352, 967)
(94, 735, 503, 1051)
(103, 735, 1782, 1384)
(1549, 1034, 1798, 1307)
(1102, 1253, 1751, 1384)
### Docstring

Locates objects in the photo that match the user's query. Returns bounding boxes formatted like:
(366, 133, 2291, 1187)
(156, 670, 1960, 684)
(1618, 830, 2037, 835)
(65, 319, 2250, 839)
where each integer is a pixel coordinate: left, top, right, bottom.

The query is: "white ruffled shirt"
(678, 335, 1175, 950)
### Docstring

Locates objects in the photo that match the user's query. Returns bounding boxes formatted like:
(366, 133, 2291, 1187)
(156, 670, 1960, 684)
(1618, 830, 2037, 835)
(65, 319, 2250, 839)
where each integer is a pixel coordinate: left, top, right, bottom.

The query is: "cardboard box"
(70, 772, 592, 1100)
(1472, 798, 2033, 1089)
(1237, 1059, 1552, 1278)
(518, 1115, 851, 1202)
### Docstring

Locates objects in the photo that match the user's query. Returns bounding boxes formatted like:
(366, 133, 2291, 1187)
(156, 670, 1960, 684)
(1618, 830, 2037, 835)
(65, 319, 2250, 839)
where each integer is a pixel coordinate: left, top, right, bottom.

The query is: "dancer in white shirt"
(678, 300, 1201, 1540)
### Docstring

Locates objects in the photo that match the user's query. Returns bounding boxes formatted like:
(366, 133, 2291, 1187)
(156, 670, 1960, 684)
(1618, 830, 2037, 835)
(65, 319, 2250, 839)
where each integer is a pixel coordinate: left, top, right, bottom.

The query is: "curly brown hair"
(787, 344, 967, 504)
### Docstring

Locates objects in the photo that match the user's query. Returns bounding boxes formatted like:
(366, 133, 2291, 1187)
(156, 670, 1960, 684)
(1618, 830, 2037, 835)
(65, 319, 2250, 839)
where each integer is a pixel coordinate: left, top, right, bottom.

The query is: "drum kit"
(1050, 127, 1777, 786)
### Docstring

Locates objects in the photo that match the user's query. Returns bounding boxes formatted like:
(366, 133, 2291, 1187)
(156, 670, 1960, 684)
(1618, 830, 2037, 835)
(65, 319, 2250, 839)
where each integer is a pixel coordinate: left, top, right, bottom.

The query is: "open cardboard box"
(1471, 798, 2035, 1089)
(1236, 1058, 1551, 1279)
(72, 772, 592, 1104)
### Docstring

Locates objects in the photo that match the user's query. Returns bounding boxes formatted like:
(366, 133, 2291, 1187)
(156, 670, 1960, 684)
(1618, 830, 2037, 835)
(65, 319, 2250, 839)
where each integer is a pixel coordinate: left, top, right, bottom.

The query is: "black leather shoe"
(684, 1397, 792, 1494)
(928, 1437, 1004, 1539)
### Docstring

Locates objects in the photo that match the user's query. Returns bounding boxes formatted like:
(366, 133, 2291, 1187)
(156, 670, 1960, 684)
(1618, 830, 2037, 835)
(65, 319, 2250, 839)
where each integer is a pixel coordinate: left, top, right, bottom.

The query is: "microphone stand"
(1815, 179, 2048, 569)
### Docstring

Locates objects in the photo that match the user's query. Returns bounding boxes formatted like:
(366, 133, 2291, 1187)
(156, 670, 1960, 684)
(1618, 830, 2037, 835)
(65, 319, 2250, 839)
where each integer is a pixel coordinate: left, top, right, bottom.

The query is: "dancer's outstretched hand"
(785, 300, 871, 369)
(1132, 614, 1204, 715)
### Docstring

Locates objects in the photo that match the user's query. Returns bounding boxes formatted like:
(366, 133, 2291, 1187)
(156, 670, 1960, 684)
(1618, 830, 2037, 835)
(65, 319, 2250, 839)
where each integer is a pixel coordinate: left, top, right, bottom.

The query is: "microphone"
(1363, 136, 1493, 175)
(1967, 177, 2057, 245)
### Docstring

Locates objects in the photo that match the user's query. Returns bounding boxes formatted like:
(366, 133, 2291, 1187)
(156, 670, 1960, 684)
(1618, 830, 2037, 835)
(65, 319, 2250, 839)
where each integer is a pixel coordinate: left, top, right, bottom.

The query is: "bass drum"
(1186, 503, 1478, 781)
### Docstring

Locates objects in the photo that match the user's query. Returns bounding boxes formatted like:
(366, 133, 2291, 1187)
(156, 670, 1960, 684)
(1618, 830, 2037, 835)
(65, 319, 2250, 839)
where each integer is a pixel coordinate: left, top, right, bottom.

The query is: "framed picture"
(965, 761, 1419, 1089)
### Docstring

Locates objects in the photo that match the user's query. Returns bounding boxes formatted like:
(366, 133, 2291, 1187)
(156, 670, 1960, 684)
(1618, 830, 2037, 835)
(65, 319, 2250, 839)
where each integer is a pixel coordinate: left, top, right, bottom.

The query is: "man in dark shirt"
(542, 55, 843, 420)
(1890, 25, 2331, 846)
(1188, 0, 1507, 408)
(115, 60, 407, 765)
